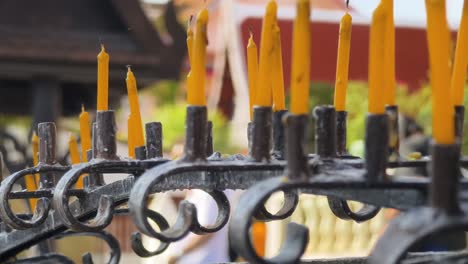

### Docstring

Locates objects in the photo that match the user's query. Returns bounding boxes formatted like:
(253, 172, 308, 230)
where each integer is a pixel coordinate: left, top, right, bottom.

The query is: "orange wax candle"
(247, 29, 259, 120)
(186, 16, 194, 101)
(425, 0, 454, 144)
(256, 0, 277, 107)
(451, 0, 468, 106)
(290, 0, 311, 114)
(32, 132, 39, 184)
(126, 67, 145, 148)
(69, 134, 81, 165)
(128, 114, 135, 158)
(79, 105, 91, 161)
(189, 7, 209, 106)
(97, 45, 109, 111)
(26, 132, 40, 209)
(25, 132, 39, 209)
(334, 12, 352, 112)
(272, 25, 286, 111)
(368, 5, 387, 114)
(383, 0, 396, 106)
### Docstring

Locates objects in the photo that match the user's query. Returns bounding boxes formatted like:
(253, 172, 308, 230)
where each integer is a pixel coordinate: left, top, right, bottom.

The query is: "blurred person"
(167, 189, 234, 264)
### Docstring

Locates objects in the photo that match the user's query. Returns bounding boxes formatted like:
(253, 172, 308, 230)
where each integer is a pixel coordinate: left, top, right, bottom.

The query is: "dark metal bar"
(38, 122, 57, 188)
(92, 123, 97, 159)
(272, 110, 288, 159)
(385, 105, 399, 159)
(285, 114, 309, 181)
(145, 122, 163, 159)
(88, 135, 104, 187)
(251, 106, 272, 162)
(135, 146, 147, 160)
(247, 122, 253, 156)
(183, 106, 207, 162)
(430, 143, 460, 214)
(314, 106, 336, 157)
(95, 111, 118, 160)
(455, 105, 465, 142)
(206, 121, 213, 157)
(336, 111, 348, 156)
(365, 114, 389, 182)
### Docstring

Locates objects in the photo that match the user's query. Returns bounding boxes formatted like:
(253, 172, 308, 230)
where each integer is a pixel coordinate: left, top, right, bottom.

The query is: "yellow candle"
(79, 105, 91, 162)
(247, 29, 259, 120)
(368, 5, 387, 114)
(32, 132, 39, 184)
(334, 12, 352, 111)
(187, 16, 194, 65)
(25, 132, 39, 210)
(186, 16, 194, 102)
(451, 0, 468, 106)
(256, 0, 277, 107)
(128, 114, 135, 158)
(425, 0, 454, 144)
(290, 0, 311, 114)
(126, 67, 145, 148)
(189, 7, 209, 106)
(97, 44, 109, 111)
(272, 25, 286, 111)
(69, 134, 81, 165)
(382, 0, 396, 106)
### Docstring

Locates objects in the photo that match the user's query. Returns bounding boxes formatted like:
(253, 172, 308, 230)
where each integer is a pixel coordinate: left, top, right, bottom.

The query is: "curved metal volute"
(0, 168, 52, 229)
(131, 209, 170, 257)
(54, 231, 121, 264)
(327, 197, 380, 222)
(53, 164, 114, 232)
(229, 177, 309, 264)
(254, 189, 299, 221)
(190, 189, 230, 234)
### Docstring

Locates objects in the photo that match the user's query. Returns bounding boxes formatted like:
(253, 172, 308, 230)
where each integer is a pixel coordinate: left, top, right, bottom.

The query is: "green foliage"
(148, 80, 181, 106)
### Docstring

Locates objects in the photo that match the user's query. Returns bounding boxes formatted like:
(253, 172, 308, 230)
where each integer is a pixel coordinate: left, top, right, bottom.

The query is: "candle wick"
(81, 104, 85, 112)
(126, 65, 132, 71)
(188, 15, 193, 28)
(346, 0, 349, 9)
(248, 26, 253, 38)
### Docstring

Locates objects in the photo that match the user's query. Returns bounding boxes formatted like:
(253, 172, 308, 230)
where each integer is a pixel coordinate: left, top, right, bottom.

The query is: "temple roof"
(0, 0, 186, 85)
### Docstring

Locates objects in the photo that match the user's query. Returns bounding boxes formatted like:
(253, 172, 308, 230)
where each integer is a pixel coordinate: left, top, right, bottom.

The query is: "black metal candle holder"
(251, 106, 272, 162)
(336, 110, 348, 156)
(182, 106, 208, 162)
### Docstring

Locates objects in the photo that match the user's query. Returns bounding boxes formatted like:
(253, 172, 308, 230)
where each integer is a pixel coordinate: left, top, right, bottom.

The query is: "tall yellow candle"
(97, 44, 109, 111)
(272, 25, 286, 111)
(247, 30, 259, 120)
(368, 5, 387, 114)
(382, 0, 396, 106)
(425, 0, 454, 144)
(69, 134, 81, 165)
(126, 67, 145, 148)
(32, 132, 39, 184)
(256, 0, 277, 107)
(290, 0, 311, 114)
(128, 114, 135, 158)
(334, 12, 352, 111)
(79, 105, 91, 162)
(186, 16, 194, 102)
(187, 16, 194, 65)
(451, 0, 468, 106)
(189, 7, 209, 106)
(25, 132, 39, 210)
(26, 132, 40, 209)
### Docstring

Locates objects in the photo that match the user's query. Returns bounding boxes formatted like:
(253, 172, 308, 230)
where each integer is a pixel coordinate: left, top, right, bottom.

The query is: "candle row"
(246, 0, 468, 145)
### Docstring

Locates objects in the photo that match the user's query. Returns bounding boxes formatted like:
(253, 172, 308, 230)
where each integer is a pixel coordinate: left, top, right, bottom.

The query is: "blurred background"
(1, 0, 467, 262)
